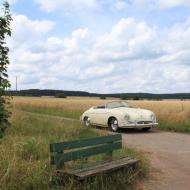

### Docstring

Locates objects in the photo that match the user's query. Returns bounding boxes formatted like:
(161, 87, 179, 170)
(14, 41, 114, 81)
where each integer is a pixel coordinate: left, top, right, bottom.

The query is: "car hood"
(110, 107, 153, 121)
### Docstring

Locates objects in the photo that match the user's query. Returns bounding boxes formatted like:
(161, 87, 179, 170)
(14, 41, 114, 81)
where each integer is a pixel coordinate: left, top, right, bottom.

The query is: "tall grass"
(132, 100, 190, 132)
(0, 108, 148, 190)
(14, 97, 190, 132)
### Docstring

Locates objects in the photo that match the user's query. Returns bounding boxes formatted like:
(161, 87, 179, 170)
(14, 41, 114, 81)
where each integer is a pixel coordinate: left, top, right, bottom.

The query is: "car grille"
(137, 121, 152, 124)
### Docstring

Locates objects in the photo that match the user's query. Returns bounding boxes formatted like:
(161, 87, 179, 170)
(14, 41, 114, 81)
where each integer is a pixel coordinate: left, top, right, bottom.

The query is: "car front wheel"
(109, 118, 119, 132)
(83, 117, 90, 127)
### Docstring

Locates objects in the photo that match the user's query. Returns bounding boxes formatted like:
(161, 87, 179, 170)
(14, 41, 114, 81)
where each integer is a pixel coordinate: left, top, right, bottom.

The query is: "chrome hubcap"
(111, 119, 118, 131)
(84, 118, 90, 127)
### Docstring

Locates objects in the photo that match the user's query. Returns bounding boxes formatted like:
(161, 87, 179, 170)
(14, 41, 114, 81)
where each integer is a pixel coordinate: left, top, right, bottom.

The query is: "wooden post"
(106, 142, 113, 161)
(56, 150, 64, 170)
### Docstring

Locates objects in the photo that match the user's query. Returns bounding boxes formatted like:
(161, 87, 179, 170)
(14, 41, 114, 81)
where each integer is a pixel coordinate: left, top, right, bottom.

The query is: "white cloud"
(10, 14, 55, 48)
(114, 1, 129, 10)
(134, 0, 190, 9)
(34, 0, 190, 13)
(8, 14, 190, 93)
(8, 14, 55, 87)
(93, 18, 162, 62)
(34, 0, 98, 12)
(63, 28, 92, 55)
(157, 0, 190, 8)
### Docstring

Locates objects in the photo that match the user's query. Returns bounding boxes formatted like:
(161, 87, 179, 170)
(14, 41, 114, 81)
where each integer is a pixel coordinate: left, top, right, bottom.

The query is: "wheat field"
(13, 96, 190, 132)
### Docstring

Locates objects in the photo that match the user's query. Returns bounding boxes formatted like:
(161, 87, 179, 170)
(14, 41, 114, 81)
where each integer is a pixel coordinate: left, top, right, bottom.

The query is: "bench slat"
(50, 134, 121, 152)
(69, 157, 139, 179)
(54, 141, 122, 168)
(70, 156, 132, 174)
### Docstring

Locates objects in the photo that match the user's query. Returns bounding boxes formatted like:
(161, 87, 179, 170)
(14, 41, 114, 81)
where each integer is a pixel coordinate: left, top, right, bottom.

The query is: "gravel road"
(121, 129, 190, 190)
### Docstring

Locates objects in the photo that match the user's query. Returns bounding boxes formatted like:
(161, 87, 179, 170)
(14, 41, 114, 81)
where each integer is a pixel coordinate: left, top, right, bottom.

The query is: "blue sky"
(1, 0, 190, 93)
(10, 0, 190, 35)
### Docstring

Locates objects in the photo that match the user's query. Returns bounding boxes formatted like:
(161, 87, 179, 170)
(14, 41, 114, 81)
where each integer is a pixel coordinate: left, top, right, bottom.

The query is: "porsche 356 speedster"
(81, 101, 158, 132)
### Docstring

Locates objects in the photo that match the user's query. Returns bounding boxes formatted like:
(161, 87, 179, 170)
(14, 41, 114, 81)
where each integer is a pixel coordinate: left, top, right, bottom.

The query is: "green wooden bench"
(50, 134, 139, 180)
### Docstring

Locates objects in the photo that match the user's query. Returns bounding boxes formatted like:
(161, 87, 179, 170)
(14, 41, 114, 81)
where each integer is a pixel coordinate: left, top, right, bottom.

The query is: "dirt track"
(121, 130, 190, 190)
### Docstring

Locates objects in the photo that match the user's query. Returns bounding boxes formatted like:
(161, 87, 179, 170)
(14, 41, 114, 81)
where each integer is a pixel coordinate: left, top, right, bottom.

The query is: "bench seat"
(66, 156, 139, 180)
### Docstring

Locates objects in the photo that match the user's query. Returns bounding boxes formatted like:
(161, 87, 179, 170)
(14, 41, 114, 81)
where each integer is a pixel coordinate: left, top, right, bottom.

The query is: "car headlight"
(124, 114, 130, 121)
(150, 113, 156, 122)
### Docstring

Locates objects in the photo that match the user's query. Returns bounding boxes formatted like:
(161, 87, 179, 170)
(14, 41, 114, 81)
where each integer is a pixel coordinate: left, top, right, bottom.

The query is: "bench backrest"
(50, 134, 122, 169)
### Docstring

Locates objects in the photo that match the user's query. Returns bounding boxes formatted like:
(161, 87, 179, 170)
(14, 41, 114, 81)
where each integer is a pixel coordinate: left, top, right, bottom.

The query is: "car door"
(90, 105, 109, 126)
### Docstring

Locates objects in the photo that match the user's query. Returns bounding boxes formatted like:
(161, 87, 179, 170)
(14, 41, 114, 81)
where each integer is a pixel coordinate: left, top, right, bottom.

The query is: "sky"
(1, 0, 190, 93)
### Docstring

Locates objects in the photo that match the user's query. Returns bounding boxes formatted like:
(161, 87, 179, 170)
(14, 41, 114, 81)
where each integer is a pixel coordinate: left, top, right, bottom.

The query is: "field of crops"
(0, 96, 148, 190)
(15, 96, 190, 132)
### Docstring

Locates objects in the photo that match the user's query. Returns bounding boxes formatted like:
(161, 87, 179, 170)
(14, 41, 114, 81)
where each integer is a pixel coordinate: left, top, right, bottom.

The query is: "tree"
(0, 1, 12, 137)
(120, 94, 129, 100)
(100, 96, 106, 100)
(55, 93, 67, 98)
(133, 96, 140, 100)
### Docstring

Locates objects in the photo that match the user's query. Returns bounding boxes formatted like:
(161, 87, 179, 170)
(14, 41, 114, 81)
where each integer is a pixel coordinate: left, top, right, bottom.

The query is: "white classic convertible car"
(81, 101, 158, 132)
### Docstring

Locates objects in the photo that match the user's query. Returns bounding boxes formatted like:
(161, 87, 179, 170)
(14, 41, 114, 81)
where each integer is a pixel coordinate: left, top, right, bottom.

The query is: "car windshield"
(106, 101, 134, 109)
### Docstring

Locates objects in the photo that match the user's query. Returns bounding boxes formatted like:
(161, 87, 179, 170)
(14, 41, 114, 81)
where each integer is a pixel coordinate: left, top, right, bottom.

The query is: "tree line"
(7, 89, 190, 100)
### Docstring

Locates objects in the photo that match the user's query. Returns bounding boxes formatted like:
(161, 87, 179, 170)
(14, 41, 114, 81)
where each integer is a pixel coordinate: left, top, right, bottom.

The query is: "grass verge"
(0, 109, 149, 190)
(159, 120, 190, 132)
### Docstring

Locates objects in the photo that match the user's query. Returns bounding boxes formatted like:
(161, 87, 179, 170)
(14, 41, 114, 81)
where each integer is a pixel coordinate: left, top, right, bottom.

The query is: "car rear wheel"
(142, 127, 151, 132)
(109, 118, 119, 132)
(83, 117, 90, 127)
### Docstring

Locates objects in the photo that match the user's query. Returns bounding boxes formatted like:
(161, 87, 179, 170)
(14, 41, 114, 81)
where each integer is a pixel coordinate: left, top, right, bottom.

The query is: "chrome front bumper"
(120, 122, 158, 128)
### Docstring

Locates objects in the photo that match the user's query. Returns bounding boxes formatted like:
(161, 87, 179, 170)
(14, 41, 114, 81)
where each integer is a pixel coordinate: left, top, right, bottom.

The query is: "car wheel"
(142, 127, 151, 132)
(109, 118, 119, 132)
(83, 117, 90, 127)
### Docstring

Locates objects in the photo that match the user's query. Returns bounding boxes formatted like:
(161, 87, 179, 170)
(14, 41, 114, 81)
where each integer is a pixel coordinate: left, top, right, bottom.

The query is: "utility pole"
(16, 76, 17, 91)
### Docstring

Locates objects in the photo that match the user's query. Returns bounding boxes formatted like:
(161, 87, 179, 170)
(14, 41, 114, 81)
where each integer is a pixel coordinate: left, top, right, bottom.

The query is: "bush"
(120, 95, 129, 100)
(55, 93, 67, 98)
(0, 96, 11, 138)
(100, 96, 106, 99)
(133, 96, 140, 100)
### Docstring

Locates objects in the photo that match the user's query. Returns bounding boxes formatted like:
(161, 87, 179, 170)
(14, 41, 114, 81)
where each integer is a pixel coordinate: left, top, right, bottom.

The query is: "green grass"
(158, 119, 190, 133)
(0, 109, 149, 190)
(18, 104, 82, 120)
